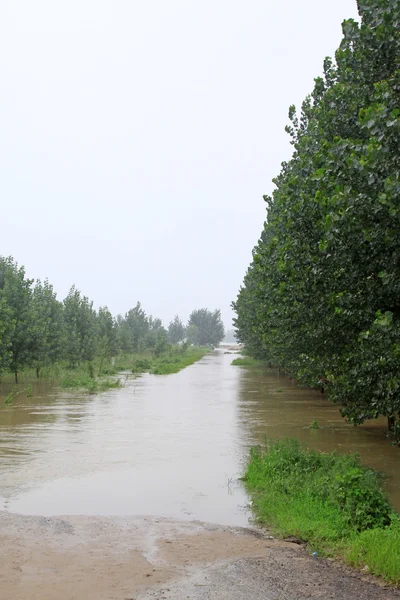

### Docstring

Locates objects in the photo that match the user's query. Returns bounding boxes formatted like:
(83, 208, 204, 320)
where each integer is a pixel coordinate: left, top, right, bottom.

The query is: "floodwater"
(0, 350, 399, 526)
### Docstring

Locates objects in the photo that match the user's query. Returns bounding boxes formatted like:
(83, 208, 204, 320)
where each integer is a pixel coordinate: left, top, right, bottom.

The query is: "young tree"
(145, 316, 169, 354)
(63, 286, 98, 368)
(187, 309, 225, 347)
(115, 314, 133, 354)
(0, 257, 15, 374)
(168, 315, 186, 344)
(97, 306, 118, 373)
(31, 279, 64, 377)
(124, 302, 149, 352)
(0, 257, 35, 382)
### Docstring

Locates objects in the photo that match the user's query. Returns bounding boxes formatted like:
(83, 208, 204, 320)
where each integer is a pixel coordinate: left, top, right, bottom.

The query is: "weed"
(24, 384, 33, 398)
(60, 374, 121, 394)
(231, 357, 265, 367)
(244, 439, 399, 583)
(151, 347, 209, 374)
(5, 386, 19, 405)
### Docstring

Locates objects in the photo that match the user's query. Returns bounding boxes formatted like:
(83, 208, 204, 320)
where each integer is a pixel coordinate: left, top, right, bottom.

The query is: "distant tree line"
(233, 0, 400, 433)
(0, 256, 225, 382)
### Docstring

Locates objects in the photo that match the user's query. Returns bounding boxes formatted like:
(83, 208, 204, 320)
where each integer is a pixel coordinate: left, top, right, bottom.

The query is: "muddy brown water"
(0, 350, 400, 524)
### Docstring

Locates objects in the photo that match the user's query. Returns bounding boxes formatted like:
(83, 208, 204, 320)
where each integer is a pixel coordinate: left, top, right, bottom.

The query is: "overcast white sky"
(0, 0, 359, 327)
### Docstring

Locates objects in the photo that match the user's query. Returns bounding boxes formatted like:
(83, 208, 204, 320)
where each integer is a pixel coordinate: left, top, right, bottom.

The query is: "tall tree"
(63, 286, 98, 368)
(31, 279, 64, 377)
(97, 306, 118, 373)
(233, 0, 400, 431)
(0, 257, 35, 382)
(124, 302, 149, 352)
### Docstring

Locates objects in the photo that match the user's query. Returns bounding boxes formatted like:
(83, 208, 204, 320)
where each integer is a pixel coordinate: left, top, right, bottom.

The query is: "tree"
(124, 302, 149, 352)
(0, 257, 16, 375)
(187, 309, 225, 347)
(0, 257, 35, 382)
(233, 0, 400, 431)
(145, 316, 169, 355)
(31, 279, 64, 377)
(115, 314, 133, 354)
(168, 315, 186, 344)
(63, 286, 98, 368)
(97, 306, 118, 373)
(185, 324, 199, 345)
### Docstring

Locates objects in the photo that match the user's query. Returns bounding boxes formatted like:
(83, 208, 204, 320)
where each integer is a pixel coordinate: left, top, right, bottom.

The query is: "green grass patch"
(244, 438, 400, 584)
(231, 356, 265, 367)
(151, 346, 209, 374)
(99, 347, 209, 376)
(60, 373, 122, 394)
(344, 520, 400, 583)
(1, 346, 209, 401)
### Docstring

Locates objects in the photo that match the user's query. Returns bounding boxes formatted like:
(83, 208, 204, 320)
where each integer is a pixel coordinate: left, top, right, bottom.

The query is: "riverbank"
(245, 439, 400, 585)
(0, 346, 210, 399)
(1, 511, 398, 600)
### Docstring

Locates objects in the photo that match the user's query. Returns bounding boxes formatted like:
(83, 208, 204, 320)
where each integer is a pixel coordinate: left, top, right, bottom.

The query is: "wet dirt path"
(1, 512, 398, 600)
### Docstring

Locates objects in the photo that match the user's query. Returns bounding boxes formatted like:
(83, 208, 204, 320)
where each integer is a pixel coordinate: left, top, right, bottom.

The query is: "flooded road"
(0, 350, 400, 523)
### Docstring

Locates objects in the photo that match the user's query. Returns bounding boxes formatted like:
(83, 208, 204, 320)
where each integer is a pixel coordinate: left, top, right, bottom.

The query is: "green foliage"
(130, 346, 209, 374)
(0, 255, 222, 386)
(345, 521, 400, 584)
(231, 357, 265, 367)
(60, 374, 122, 394)
(0, 257, 35, 382)
(31, 279, 64, 376)
(245, 439, 400, 583)
(63, 286, 98, 367)
(168, 315, 186, 344)
(245, 439, 391, 534)
(4, 386, 19, 405)
(187, 308, 225, 347)
(97, 306, 118, 374)
(132, 357, 153, 373)
(151, 346, 209, 374)
(24, 384, 33, 398)
(233, 0, 400, 431)
(185, 324, 199, 345)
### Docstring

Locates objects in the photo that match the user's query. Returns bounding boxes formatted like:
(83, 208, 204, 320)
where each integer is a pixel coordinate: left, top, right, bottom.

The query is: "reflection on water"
(0, 351, 399, 525)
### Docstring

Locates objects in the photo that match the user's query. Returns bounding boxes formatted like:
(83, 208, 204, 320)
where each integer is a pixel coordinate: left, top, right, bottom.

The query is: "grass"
(151, 346, 209, 374)
(231, 357, 265, 367)
(244, 438, 400, 585)
(59, 373, 122, 394)
(57, 346, 209, 391)
(1, 346, 210, 401)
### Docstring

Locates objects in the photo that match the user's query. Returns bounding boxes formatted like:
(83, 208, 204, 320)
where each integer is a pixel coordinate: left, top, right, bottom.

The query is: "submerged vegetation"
(245, 439, 400, 584)
(231, 357, 265, 367)
(233, 0, 400, 435)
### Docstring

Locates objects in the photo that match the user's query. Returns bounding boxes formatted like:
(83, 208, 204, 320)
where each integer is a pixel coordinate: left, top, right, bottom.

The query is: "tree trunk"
(36, 366, 40, 379)
(14, 370, 18, 384)
(388, 415, 395, 433)
(98, 357, 104, 377)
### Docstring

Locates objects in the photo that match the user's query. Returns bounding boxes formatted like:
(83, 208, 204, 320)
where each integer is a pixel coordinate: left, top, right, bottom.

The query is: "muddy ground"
(0, 511, 398, 600)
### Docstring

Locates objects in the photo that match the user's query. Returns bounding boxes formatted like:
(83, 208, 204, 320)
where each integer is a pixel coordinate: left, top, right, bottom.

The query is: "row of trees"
(233, 0, 400, 431)
(0, 256, 225, 382)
